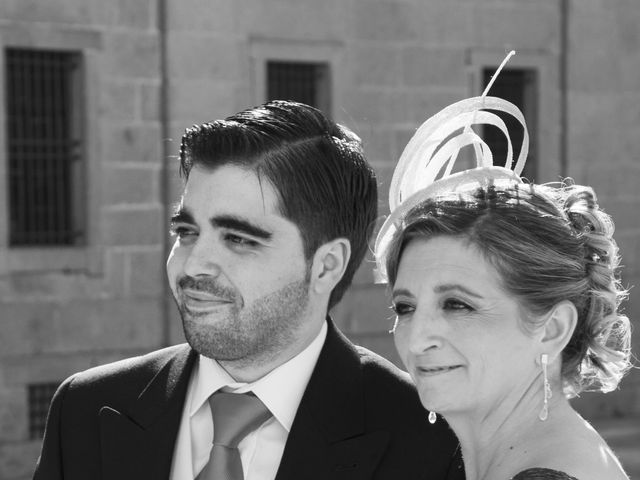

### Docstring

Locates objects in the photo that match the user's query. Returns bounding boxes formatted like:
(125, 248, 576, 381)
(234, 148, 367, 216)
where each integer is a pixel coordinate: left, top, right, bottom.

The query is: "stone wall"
(0, 1, 638, 478)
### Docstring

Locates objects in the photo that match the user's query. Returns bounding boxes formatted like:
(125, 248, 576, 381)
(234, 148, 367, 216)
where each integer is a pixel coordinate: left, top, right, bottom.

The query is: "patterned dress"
(512, 468, 579, 479)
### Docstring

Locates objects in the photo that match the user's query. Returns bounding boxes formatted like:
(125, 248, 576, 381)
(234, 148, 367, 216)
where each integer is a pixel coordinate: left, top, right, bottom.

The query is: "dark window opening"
(481, 68, 538, 182)
(5, 48, 85, 247)
(28, 382, 60, 439)
(267, 61, 331, 116)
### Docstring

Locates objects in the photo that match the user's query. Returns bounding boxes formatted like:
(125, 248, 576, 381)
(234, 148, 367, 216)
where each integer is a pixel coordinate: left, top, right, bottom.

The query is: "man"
(34, 101, 463, 479)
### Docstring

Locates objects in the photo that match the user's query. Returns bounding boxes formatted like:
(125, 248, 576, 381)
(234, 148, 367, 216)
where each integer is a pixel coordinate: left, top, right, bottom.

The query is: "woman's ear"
(539, 300, 578, 361)
(310, 238, 351, 297)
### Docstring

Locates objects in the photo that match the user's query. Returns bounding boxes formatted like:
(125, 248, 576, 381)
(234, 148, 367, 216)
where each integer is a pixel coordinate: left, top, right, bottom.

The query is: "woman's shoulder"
(511, 468, 578, 480)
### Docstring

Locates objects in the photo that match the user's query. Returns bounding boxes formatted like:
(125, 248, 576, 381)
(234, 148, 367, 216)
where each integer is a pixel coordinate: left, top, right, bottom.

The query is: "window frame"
(266, 60, 332, 115)
(5, 48, 86, 248)
(248, 38, 344, 119)
(467, 49, 560, 184)
(0, 27, 103, 274)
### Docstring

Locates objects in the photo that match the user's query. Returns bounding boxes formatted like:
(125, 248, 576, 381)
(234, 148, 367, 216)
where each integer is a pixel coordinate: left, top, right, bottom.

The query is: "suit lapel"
(99, 345, 197, 480)
(275, 319, 389, 480)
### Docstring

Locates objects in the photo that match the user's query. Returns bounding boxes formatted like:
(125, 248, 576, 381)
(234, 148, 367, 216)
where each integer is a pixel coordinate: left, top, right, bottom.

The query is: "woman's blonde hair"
(383, 182, 631, 397)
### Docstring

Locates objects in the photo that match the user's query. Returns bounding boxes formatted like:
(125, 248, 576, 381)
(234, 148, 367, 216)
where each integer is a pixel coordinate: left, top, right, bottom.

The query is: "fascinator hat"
(374, 51, 529, 282)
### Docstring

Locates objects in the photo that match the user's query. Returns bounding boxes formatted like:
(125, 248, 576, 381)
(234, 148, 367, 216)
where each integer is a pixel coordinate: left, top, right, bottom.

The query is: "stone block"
(167, 0, 236, 32)
(0, 298, 163, 357)
(352, 45, 401, 87)
(474, 3, 559, 50)
(102, 166, 158, 205)
(128, 248, 165, 297)
(0, 387, 27, 442)
(402, 46, 467, 88)
(2, 352, 92, 386)
(104, 249, 129, 298)
(584, 163, 640, 205)
(169, 80, 238, 124)
(101, 207, 164, 246)
(572, 385, 639, 419)
(402, 87, 467, 126)
(103, 123, 162, 164)
(410, 1, 476, 46)
(0, 441, 40, 480)
(239, 0, 347, 40)
(345, 89, 392, 126)
(353, 0, 418, 42)
(0, 0, 112, 25)
(166, 296, 187, 345)
(0, 271, 109, 303)
(115, 0, 155, 29)
(359, 127, 398, 167)
(141, 82, 161, 121)
(333, 284, 393, 335)
(616, 234, 640, 276)
(101, 82, 139, 122)
(104, 32, 160, 80)
(167, 34, 240, 81)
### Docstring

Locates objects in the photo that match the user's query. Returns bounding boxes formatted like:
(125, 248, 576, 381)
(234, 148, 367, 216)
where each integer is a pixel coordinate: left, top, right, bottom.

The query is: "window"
(28, 382, 60, 439)
(5, 48, 85, 247)
(481, 68, 538, 181)
(267, 61, 331, 115)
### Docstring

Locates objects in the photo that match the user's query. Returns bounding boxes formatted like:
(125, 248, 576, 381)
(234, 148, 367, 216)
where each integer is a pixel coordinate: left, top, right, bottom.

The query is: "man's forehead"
(182, 164, 278, 211)
(176, 165, 296, 231)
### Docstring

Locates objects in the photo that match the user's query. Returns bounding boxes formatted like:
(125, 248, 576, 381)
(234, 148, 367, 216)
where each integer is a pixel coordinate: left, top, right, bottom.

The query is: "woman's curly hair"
(383, 181, 632, 397)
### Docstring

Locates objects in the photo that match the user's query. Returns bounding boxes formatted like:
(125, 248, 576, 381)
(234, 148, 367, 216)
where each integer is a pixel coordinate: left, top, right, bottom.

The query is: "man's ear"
(310, 238, 351, 297)
(539, 300, 578, 362)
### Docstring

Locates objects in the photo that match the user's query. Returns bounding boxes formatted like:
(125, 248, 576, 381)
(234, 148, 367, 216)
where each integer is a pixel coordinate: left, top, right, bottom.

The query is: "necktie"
(196, 392, 272, 480)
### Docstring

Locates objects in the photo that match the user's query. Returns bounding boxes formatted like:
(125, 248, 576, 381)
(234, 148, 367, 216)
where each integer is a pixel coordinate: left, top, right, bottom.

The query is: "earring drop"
(538, 353, 552, 421)
(428, 411, 437, 424)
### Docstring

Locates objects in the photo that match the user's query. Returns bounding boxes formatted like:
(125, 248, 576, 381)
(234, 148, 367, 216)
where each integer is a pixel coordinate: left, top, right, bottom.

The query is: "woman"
(374, 56, 632, 480)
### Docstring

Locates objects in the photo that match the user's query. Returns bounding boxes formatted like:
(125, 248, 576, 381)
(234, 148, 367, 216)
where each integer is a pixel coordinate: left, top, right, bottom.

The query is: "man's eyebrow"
(170, 208, 195, 224)
(212, 215, 272, 240)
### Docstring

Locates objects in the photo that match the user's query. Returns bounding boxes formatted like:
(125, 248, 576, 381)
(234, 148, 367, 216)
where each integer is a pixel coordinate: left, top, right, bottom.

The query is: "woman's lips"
(414, 365, 463, 376)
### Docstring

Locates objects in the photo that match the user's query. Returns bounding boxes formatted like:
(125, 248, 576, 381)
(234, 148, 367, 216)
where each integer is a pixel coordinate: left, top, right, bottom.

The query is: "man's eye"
(391, 302, 414, 316)
(171, 226, 197, 238)
(443, 298, 472, 311)
(225, 234, 259, 248)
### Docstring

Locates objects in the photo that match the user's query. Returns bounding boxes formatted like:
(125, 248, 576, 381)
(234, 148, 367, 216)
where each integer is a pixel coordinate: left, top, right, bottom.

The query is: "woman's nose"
(406, 311, 445, 355)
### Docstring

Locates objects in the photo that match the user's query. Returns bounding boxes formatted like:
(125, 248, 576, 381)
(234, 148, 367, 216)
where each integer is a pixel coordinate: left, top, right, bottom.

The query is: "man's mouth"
(181, 289, 234, 311)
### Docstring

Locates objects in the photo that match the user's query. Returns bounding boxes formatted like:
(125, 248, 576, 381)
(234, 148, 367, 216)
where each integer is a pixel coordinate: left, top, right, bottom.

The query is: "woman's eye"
(443, 298, 472, 311)
(391, 302, 415, 316)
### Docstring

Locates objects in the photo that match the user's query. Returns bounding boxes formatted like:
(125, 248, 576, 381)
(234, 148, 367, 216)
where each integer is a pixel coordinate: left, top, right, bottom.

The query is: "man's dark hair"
(179, 100, 378, 309)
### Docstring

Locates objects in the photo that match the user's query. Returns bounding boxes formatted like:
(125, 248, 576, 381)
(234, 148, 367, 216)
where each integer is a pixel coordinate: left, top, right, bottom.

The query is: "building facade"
(1, 1, 639, 478)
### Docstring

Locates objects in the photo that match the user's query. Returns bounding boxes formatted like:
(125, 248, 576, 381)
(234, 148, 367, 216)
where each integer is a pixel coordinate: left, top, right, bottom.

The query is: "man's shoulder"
(352, 345, 426, 415)
(354, 345, 413, 388)
(66, 343, 192, 393)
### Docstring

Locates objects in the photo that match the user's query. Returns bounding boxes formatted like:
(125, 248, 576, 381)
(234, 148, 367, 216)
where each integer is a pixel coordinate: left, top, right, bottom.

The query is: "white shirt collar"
(190, 321, 327, 432)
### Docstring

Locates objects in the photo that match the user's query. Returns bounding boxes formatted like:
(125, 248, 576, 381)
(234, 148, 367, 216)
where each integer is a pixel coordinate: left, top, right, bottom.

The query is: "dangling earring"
(428, 411, 437, 424)
(538, 353, 552, 421)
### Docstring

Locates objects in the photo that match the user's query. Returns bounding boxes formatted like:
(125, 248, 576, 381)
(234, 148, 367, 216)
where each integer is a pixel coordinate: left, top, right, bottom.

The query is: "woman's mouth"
(415, 365, 463, 376)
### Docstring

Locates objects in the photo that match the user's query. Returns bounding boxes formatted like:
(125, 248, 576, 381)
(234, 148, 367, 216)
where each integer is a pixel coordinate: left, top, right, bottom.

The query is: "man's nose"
(182, 238, 223, 278)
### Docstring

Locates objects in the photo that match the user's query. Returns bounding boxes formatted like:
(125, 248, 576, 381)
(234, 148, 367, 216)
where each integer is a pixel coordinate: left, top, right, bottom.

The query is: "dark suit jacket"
(34, 319, 464, 480)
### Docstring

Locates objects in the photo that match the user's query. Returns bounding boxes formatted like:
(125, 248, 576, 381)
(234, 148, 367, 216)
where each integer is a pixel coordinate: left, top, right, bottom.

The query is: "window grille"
(267, 61, 331, 115)
(482, 68, 538, 181)
(5, 48, 84, 246)
(28, 382, 60, 439)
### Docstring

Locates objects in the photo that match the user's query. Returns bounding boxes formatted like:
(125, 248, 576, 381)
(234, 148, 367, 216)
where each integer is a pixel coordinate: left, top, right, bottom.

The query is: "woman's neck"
(443, 379, 571, 480)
